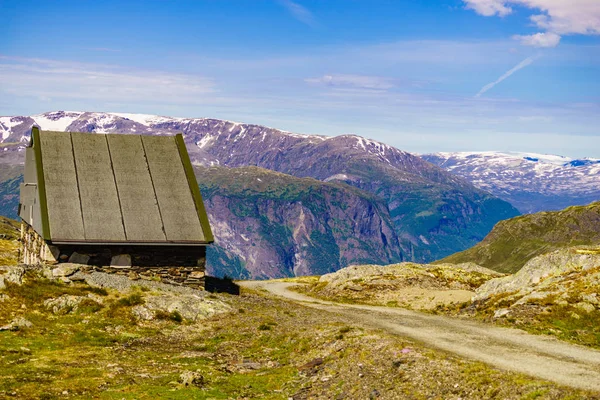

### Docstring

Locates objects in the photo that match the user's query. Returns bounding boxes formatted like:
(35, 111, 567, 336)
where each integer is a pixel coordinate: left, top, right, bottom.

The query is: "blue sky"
(1, 0, 599, 157)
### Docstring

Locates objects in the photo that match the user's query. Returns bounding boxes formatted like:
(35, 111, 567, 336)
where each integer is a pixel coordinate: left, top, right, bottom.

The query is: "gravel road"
(239, 280, 600, 392)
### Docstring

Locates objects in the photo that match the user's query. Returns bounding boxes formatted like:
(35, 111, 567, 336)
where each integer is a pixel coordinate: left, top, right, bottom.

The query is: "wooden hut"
(18, 127, 213, 288)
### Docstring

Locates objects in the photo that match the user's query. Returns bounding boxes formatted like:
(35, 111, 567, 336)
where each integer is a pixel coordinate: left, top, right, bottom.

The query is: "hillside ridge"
(437, 201, 600, 273)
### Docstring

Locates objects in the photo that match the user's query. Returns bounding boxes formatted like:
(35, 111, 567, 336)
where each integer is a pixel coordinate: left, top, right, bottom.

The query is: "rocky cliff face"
(0, 111, 521, 278)
(198, 166, 402, 278)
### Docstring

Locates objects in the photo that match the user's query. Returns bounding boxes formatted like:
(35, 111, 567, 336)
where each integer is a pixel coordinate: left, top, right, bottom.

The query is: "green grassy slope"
(437, 201, 600, 273)
(1, 273, 592, 399)
(0, 216, 20, 265)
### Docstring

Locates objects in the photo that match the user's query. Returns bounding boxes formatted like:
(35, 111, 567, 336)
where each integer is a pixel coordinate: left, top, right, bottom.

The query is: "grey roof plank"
(106, 134, 166, 241)
(39, 132, 85, 240)
(71, 132, 126, 241)
(141, 135, 205, 241)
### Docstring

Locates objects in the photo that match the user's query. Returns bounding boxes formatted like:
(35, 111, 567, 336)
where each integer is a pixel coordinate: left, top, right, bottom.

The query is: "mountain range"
(0, 111, 520, 278)
(421, 152, 600, 214)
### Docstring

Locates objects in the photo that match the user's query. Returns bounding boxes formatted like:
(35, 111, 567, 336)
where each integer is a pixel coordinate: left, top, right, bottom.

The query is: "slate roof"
(21, 127, 213, 245)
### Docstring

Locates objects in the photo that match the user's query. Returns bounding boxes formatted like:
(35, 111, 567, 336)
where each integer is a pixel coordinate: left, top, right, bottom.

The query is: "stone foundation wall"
(21, 222, 60, 265)
(21, 222, 206, 289)
(86, 265, 205, 288)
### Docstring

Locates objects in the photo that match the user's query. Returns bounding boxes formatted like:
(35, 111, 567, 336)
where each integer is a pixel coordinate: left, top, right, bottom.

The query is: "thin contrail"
(476, 55, 540, 97)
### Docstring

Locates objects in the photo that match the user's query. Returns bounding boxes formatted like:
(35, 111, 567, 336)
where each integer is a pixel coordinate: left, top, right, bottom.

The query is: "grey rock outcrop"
(43, 293, 103, 314)
(475, 248, 600, 302)
(179, 371, 205, 387)
(0, 266, 25, 289)
(0, 316, 33, 331)
(51, 263, 81, 278)
(133, 293, 231, 322)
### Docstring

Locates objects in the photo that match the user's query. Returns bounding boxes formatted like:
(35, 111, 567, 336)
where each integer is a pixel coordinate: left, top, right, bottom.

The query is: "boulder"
(110, 254, 132, 268)
(189, 271, 205, 279)
(0, 266, 25, 289)
(44, 294, 86, 314)
(52, 263, 81, 278)
(0, 317, 33, 331)
(68, 252, 90, 265)
(493, 308, 511, 319)
(179, 371, 205, 387)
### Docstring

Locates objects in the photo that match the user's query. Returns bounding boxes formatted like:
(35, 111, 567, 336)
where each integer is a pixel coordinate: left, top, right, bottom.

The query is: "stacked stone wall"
(21, 222, 206, 289)
(20, 223, 59, 265)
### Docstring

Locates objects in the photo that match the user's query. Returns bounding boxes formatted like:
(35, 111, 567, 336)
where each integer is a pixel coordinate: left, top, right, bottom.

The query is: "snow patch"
(197, 134, 214, 148)
(111, 112, 180, 126)
(0, 117, 24, 140)
(32, 111, 84, 131)
(324, 173, 349, 182)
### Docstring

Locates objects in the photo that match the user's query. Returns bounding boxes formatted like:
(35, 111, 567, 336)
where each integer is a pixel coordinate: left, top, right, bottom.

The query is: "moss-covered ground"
(1, 273, 596, 399)
(0, 216, 19, 265)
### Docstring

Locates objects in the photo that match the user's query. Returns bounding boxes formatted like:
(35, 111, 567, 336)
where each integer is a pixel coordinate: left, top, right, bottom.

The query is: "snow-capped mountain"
(0, 111, 421, 174)
(421, 151, 600, 214)
(0, 111, 520, 278)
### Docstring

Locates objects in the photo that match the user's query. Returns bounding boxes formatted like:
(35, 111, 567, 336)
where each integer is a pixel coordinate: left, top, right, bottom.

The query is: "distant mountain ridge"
(421, 152, 600, 214)
(0, 111, 519, 278)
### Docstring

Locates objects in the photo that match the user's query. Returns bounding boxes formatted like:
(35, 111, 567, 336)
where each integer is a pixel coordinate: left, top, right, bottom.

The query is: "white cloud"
(512, 32, 561, 48)
(523, 0, 600, 35)
(0, 56, 214, 104)
(464, 0, 512, 17)
(476, 55, 538, 97)
(278, 0, 316, 27)
(464, 0, 600, 47)
(305, 74, 395, 90)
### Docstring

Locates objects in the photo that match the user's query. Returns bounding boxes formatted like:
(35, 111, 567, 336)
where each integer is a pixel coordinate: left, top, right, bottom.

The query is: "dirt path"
(239, 280, 600, 392)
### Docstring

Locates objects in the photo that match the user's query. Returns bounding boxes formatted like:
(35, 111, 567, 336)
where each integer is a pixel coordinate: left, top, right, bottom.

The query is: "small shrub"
(258, 323, 272, 331)
(77, 298, 104, 314)
(131, 285, 150, 293)
(86, 287, 108, 296)
(339, 326, 352, 334)
(170, 310, 183, 323)
(117, 293, 145, 307)
(155, 310, 184, 323)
